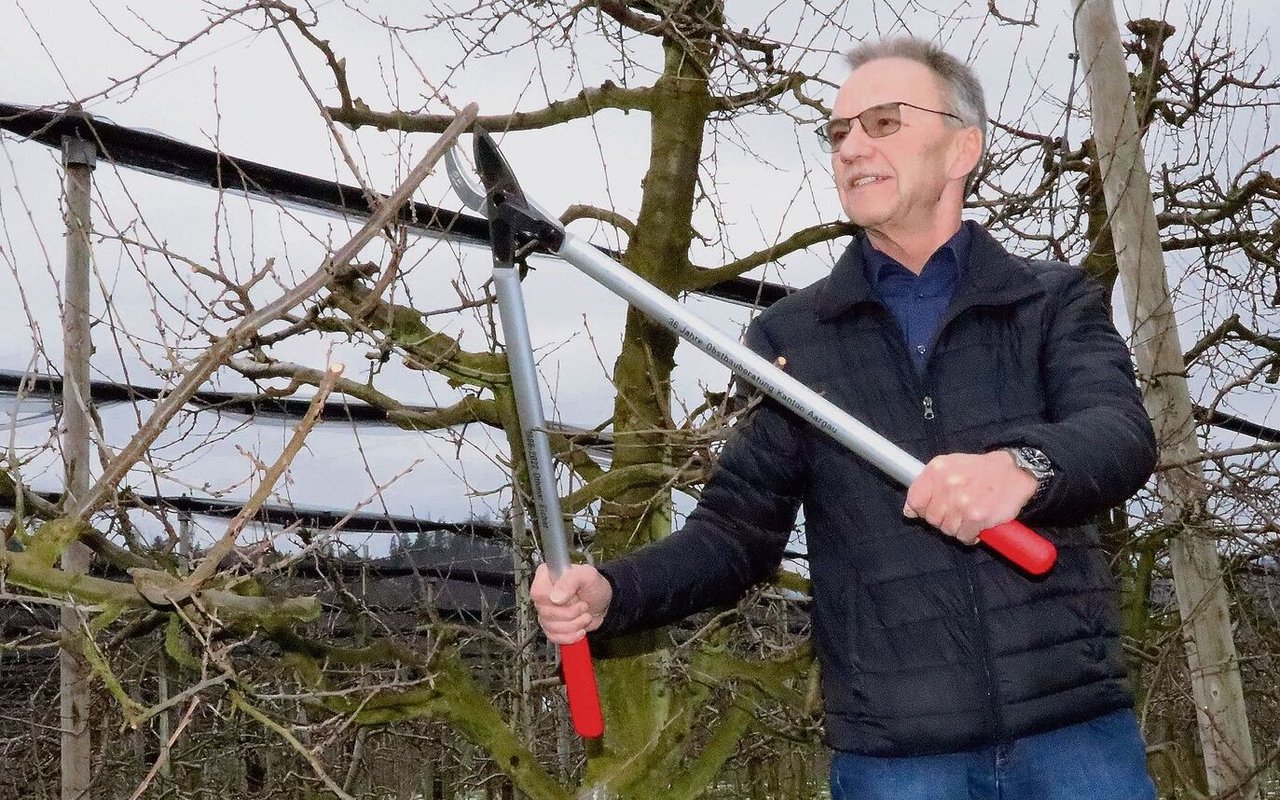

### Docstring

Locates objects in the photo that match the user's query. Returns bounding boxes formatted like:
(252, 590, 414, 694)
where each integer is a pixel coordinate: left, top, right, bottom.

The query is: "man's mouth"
(851, 175, 889, 188)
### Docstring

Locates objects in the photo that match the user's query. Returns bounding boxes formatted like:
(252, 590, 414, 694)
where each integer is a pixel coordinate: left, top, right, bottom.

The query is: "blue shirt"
(861, 223, 972, 373)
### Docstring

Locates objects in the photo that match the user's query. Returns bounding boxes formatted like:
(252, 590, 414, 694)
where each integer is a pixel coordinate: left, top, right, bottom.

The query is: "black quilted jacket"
(596, 223, 1157, 756)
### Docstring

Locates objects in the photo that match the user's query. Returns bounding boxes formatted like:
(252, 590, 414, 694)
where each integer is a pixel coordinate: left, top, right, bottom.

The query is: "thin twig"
(184, 360, 343, 592)
(127, 697, 202, 800)
(73, 104, 478, 520)
(132, 672, 232, 728)
(231, 690, 357, 800)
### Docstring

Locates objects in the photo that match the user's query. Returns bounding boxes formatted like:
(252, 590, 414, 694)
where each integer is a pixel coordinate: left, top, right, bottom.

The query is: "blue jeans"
(830, 709, 1156, 800)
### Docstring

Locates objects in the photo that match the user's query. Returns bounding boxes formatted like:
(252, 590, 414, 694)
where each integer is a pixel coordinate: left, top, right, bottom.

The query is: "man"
(532, 36, 1158, 800)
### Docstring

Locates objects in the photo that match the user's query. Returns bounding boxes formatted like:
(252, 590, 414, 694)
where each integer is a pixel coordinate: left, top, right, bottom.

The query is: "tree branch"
(71, 105, 478, 520)
(1158, 172, 1278, 230)
(1184, 314, 1280, 366)
(987, 0, 1037, 26)
(662, 701, 754, 800)
(329, 81, 652, 133)
(0, 548, 319, 624)
(259, 0, 353, 110)
(232, 689, 357, 800)
(560, 204, 637, 240)
(280, 635, 569, 800)
(325, 279, 508, 389)
(711, 72, 806, 112)
(589, 0, 670, 36)
(684, 221, 855, 290)
(227, 357, 504, 432)
(562, 463, 694, 514)
(176, 363, 342, 600)
(690, 646, 811, 710)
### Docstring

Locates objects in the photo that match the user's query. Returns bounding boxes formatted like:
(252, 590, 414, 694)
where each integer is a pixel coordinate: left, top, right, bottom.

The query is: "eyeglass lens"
(822, 103, 904, 151)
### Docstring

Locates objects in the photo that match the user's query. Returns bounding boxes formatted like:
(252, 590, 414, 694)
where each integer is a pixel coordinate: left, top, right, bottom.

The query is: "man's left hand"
(904, 451, 1037, 544)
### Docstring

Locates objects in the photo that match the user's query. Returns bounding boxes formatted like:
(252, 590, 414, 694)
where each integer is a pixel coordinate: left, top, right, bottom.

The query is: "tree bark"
(1073, 2, 1257, 797)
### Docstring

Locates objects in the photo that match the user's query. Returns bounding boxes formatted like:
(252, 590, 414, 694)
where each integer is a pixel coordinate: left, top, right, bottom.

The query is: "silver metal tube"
(557, 235, 925, 487)
(493, 267, 574, 577)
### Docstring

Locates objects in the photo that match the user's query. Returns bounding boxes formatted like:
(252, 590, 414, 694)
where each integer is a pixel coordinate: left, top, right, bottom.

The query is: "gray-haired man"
(534, 37, 1158, 800)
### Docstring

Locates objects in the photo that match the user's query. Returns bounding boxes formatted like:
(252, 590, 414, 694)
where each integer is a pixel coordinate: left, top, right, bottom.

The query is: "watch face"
(1017, 447, 1053, 476)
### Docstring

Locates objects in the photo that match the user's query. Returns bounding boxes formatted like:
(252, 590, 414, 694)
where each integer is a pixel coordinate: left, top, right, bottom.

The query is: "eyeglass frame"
(816, 101, 966, 153)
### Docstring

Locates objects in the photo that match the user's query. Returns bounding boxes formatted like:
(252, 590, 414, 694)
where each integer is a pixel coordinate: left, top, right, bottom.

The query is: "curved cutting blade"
(444, 145, 489, 214)
(472, 126, 525, 204)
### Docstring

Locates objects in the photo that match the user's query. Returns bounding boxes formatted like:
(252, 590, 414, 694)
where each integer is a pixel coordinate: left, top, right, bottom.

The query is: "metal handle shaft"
(555, 236, 1056, 575)
(493, 267, 605, 736)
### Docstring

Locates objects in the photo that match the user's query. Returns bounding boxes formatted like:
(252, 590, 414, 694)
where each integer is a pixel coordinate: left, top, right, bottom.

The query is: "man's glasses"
(816, 101, 964, 152)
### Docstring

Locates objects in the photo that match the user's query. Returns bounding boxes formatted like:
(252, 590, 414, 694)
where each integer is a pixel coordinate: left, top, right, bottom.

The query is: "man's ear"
(948, 126, 983, 181)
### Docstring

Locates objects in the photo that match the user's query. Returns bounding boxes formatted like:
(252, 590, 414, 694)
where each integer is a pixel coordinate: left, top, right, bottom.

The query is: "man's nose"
(836, 124, 875, 161)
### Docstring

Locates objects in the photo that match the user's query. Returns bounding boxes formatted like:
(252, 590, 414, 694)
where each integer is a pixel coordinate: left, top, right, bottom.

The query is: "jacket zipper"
(913, 309, 1003, 744)
(871, 301, 1003, 741)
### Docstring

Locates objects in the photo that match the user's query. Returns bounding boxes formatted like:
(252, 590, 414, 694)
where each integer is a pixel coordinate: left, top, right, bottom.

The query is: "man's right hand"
(530, 563, 613, 645)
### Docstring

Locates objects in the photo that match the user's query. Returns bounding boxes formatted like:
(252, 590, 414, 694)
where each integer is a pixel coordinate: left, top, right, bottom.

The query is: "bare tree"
(1, 1, 1278, 798)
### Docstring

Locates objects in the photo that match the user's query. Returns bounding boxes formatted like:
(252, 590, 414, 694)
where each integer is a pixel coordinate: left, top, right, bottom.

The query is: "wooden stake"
(1073, 3, 1257, 796)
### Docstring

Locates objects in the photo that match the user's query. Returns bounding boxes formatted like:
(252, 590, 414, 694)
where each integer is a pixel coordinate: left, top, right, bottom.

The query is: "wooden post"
(60, 133, 96, 800)
(177, 508, 193, 569)
(1072, 2, 1258, 797)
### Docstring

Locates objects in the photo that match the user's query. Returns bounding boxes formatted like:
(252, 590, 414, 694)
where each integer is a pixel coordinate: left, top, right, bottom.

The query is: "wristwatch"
(1005, 446, 1054, 502)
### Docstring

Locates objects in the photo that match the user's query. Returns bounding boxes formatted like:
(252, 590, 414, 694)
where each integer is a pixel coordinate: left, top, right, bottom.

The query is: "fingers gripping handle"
(977, 521, 1057, 575)
(560, 639, 604, 738)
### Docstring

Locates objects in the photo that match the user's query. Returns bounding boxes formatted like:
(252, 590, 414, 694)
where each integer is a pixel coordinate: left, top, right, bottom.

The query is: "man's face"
(830, 58, 971, 235)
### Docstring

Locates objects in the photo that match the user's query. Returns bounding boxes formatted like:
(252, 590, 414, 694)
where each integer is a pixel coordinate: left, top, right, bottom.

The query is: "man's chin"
(844, 209, 889, 230)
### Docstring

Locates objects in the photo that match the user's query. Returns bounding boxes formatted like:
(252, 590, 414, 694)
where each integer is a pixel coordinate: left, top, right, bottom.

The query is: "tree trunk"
(589, 13, 721, 792)
(1073, 3, 1258, 797)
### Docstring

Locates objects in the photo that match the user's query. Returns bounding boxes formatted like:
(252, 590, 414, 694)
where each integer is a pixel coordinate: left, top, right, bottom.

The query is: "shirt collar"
(861, 222, 972, 285)
(815, 221, 1044, 322)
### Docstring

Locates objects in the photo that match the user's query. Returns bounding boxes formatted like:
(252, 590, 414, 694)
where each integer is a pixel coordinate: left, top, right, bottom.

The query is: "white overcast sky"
(0, 0, 1276, 552)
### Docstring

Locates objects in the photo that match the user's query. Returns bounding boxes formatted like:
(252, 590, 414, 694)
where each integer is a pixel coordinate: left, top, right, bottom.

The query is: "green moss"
(165, 615, 202, 670)
(25, 517, 92, 568)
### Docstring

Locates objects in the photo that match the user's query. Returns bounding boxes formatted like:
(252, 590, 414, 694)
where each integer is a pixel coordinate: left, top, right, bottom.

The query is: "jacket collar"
(815, 221, 1045, 322)
(862, 221, 970, 285)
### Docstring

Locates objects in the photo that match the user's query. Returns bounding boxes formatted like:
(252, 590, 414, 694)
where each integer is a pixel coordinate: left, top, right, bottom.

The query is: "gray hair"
(846, 37, 987, 164)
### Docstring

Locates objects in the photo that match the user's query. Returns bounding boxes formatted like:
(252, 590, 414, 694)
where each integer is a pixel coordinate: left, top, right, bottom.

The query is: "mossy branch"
(683, 221, 857, 291)
(230, 355, 506, 431)
(0, 548, 319, 625)
(627, 644, 818, 795)
(773, 569, 811, 596)
(22, 516, 96, 569)
(690, 644, 813, 710)
(598, 675, 713, 790)
(75, 618, 148, 725)
(328, 82, 653, 133)
(561, 463, 694, 514)
(326, 279, 508, 388)
(3, 469, 153, 571)
(270, 631, 568, 800)
(0, 467, 59, 518)
(660, 701, 755, 800)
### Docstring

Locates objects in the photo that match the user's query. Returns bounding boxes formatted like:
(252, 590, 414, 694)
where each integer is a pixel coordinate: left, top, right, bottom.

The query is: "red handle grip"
(977, 520, 1057, 575)
(559, 638, 604, 738)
